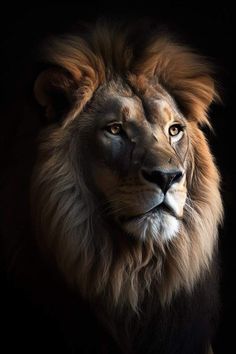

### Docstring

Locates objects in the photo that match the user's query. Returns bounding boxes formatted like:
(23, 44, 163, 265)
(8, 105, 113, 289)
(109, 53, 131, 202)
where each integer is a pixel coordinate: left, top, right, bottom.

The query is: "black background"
(0, 2, 234, 353)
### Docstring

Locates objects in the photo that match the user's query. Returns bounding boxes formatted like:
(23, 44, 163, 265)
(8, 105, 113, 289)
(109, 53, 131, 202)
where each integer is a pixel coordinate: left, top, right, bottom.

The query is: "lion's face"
(80, 80, 187, 242)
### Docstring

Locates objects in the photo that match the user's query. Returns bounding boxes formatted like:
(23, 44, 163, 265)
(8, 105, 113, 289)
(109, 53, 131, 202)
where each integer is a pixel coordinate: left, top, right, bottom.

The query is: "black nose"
(141, 169, 183, 193)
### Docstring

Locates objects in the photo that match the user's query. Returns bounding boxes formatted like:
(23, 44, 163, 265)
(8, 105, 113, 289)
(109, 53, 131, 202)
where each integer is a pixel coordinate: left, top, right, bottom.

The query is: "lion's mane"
(30, 22, 223, 313)
(1, 21, 223, 353)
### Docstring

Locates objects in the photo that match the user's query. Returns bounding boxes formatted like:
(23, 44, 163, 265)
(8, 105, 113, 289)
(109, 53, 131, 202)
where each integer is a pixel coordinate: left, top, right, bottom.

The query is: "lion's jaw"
(118, 184, 187, 242)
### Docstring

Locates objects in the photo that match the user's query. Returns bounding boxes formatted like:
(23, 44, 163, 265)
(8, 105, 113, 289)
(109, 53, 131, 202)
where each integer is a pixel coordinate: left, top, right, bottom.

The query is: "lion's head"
(31, 22, 223, 312)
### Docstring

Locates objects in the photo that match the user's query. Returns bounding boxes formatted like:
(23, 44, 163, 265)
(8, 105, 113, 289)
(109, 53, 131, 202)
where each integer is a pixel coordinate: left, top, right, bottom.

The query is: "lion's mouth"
(119, 202, 180, 223)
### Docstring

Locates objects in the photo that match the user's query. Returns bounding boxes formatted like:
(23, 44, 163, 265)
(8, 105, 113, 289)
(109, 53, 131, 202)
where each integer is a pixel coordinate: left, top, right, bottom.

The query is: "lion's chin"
(120, 209, 180, 242)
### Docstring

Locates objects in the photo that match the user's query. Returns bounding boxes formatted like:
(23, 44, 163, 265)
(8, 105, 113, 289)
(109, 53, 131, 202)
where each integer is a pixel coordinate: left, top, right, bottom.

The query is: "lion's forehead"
(102, 92, 177, 128)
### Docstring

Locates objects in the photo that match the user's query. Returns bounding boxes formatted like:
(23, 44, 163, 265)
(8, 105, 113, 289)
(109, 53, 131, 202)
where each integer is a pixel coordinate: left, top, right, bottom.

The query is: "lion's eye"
(169, 124, 184, 137)
(105, 123, 122, 135)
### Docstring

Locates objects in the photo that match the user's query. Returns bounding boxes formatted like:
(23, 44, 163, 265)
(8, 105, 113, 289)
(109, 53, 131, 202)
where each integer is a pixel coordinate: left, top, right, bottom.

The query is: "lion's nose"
(141, 169, 183, 193)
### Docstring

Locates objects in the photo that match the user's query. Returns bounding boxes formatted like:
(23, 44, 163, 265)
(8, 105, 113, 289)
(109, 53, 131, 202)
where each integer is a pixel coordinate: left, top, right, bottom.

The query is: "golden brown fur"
(31, 21, 223, 316)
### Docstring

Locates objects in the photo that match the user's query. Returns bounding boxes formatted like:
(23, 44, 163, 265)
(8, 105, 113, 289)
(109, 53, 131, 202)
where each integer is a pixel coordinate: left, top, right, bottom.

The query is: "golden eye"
(169, 124, 183, 137)
(106, 123, 122, 135)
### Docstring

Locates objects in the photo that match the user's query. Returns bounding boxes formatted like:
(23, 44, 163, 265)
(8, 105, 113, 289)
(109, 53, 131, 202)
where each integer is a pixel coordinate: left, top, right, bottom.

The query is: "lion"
(0, 21, 223, 354)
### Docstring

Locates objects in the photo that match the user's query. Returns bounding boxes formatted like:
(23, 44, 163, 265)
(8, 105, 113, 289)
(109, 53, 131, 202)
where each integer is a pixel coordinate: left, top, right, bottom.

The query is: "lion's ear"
(34, 67, 78, 120)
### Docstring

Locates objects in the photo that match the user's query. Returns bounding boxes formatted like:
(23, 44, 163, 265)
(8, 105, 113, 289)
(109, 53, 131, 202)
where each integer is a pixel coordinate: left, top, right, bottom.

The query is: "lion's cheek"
(91, 164, 120, 198)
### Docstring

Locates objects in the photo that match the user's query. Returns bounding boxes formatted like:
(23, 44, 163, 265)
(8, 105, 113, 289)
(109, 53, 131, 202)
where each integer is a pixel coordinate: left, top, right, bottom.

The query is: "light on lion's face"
(81, 81, 188, 242)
